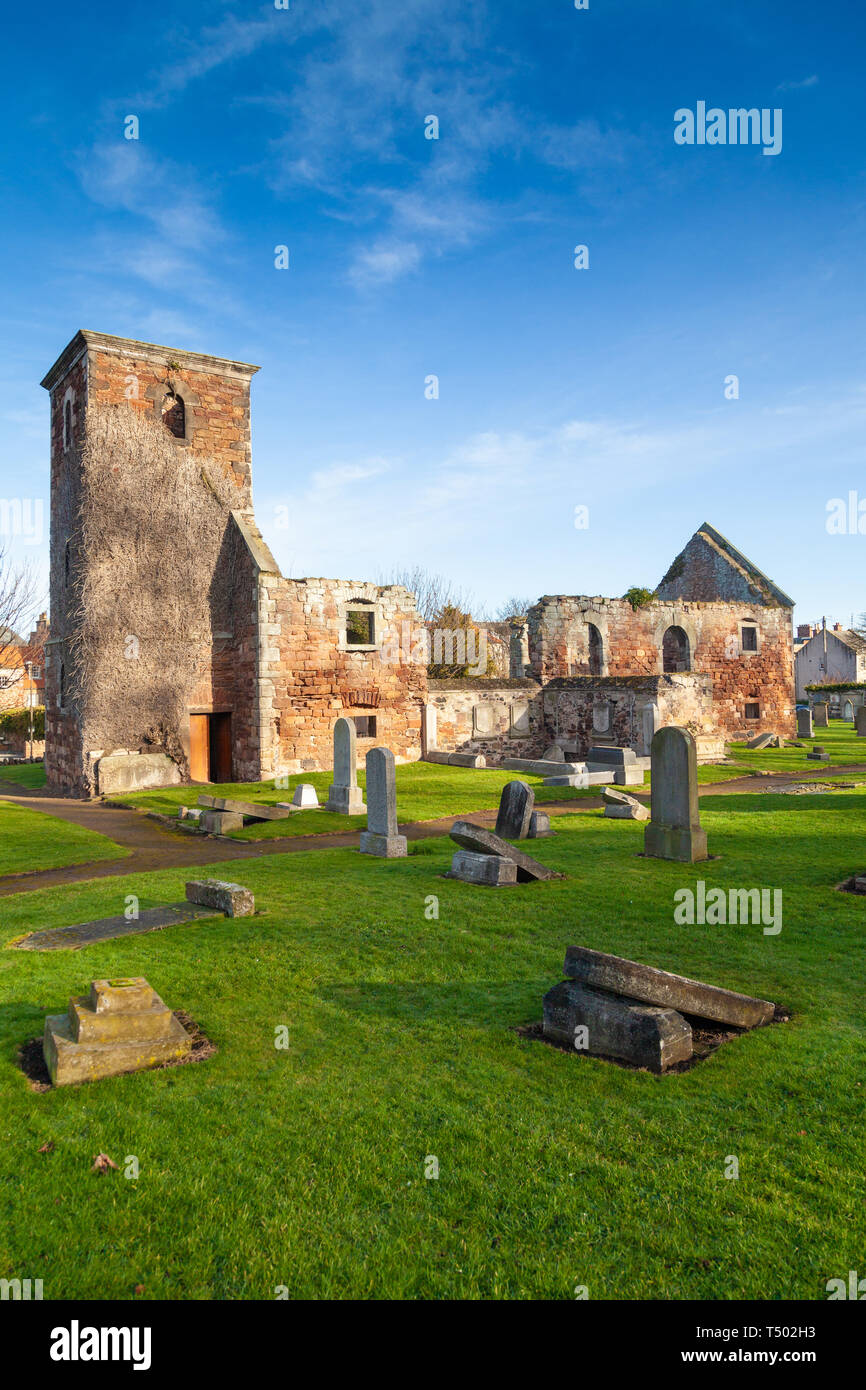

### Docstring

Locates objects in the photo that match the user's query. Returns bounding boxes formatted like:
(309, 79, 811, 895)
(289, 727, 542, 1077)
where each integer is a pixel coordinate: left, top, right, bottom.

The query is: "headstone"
(746, 733, 774, 750)
(359, 747, 407, 857)
(495, 780, 535, 839)
(542, 980, 692, 1073)
(448, 850, 517, 886)
(542, 772, 590, 788)
(602, 786, 649, 821)
(797, 709, 813, 738)
(806, 747, 826, 760)
(856, 707, 866, 737)
(43, 977, 192, 1086)
(199, 809, 244, 834)
(449, 820, 562, 882)
(291, 783, 319, 808)
(542, 744, 566, 763)
(588, 746, 637, 766)
(325, 717, 366, 813)
(528, 811, 552, 837)
(563, 946, 775, 1028)
(186, 879, 255, 917)
(813, 702, 829, 727)
(644, 726, 708, 863)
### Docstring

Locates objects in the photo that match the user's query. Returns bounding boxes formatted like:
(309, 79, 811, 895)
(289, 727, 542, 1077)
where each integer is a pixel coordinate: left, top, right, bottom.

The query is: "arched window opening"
(588, 623, 603, 675)
(64, 540, 70, 586)
(662, 625, 691, 673)
(63, 398, 73, 449)
(161, 390, 185, 439)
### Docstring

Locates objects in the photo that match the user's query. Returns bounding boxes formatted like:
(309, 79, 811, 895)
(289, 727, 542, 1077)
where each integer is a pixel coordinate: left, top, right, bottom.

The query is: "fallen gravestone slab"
(198, 795, 292, 821)
(43, 976, 191, 1086)
(542, 980, 692, 1073)
(501, 757, 584, 777)
(186, 879, 255, 917)
(746, 732, 775, 750)
(602, 785, 649, 820)
(542, 772, 590, 788)
(495, 779, 534, 839)
(448, 850, 517, 886)
(199, 809, 244, 834)
(449, 820, 563, 882)
(562, 945, 775, 1027)
(11, 903, 223, 952)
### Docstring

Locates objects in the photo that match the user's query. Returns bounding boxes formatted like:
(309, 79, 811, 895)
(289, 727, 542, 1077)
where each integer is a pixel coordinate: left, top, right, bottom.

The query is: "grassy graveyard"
(0, 799, 129, 879)
(1, 770, 864, 1299)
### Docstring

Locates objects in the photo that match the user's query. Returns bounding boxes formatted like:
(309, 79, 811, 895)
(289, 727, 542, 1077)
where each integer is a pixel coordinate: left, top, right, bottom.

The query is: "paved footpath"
(1, 766, 864, 897)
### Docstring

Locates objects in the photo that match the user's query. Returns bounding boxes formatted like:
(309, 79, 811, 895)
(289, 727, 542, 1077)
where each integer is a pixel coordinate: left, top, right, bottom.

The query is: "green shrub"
(0, 705, 45, 739)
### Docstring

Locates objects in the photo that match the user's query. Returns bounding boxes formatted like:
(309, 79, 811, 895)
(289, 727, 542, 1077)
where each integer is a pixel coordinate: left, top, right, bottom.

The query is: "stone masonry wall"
(529, 596, 794, 739)
(425, 679, 544, 760)
(258, 578, 427, 775)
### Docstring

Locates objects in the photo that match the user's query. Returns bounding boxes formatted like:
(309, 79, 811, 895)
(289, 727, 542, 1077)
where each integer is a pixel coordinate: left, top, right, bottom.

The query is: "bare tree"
(0, 543, 40, 665)
(494, 595, 536, 621)
(378, 565, 473, 623)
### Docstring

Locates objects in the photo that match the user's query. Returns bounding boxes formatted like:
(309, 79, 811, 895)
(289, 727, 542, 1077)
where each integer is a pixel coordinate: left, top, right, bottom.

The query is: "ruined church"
(41, 330, 795, 796)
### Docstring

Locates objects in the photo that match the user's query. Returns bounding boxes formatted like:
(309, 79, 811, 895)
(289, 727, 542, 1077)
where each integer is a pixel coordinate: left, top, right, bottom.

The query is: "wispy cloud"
(775, 74, 819, 92)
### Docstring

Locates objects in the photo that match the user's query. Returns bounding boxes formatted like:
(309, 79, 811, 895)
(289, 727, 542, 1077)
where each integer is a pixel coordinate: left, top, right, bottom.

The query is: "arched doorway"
(662, 625, 691, 672)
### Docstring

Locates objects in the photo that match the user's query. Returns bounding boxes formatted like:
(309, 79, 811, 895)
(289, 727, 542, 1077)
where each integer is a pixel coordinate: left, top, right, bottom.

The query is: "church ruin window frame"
(662, 624, 692, 673)
(739, 620, 760, 655)
(344, 599, 377, 651)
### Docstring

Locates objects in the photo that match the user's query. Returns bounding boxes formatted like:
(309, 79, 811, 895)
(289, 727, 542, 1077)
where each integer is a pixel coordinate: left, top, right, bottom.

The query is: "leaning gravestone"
(359, 747, 407, 857)
(495, 780, 534, 839)
(813, 702, 829, 727)
(856, 707, 866, 738)
(797, 709, 813, 738)
(325, 717, 366, 813)
(644, 726, 708, 863)
(449, 820, 562, 882)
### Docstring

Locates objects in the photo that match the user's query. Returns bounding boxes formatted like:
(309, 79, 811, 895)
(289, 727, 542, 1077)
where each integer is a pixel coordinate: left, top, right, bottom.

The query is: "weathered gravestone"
(603, 786, 649, 820)
(291, 783, 319, 808)
(186, 879, 255, 916)
(359, 747, 407, 857)
(797, 708, 813, 738)
(325, 717, 366, 814)
(43, 977, 191, 1086)
(542, 744, 566, 763)
(813, 702, 829, 727)
(563, 945, 775, 1027)
(528, 811, 552, 837)
(448, 850, 517, 886)
(449, 820, 562, 882)
(644, 726, 708, 863)
(542, 980, 692, 1073)
(856, 707, 866, 738)
(495, 779, 534, 839)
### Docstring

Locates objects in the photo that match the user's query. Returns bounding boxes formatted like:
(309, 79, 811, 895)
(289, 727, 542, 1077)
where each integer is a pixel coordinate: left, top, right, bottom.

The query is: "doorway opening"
(189, 711, 233, 782)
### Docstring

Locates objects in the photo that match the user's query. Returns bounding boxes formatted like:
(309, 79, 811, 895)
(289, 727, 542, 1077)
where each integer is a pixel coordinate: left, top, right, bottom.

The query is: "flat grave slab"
(11, 903, 223, 952)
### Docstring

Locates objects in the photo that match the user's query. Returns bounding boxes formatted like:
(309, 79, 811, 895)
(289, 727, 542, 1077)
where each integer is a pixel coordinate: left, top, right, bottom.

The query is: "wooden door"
(209, 712, 233, 783)
(189, 714, 209, 782)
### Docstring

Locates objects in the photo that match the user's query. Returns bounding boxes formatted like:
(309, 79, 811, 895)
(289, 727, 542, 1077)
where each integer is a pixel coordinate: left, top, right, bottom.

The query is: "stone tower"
(41, 331, 261, 794)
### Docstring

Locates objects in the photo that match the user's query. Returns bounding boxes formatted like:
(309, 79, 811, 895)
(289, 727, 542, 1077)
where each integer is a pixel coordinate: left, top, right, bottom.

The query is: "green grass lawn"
(0, 762, 48, 790)
(0, 789, 864, 1299)
(0, 799, 129, 879)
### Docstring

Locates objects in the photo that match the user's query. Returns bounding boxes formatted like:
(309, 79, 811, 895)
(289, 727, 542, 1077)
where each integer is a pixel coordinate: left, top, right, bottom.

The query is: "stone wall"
(425, 679, 544, 760)
(259, 577, 427, 775)
(529, 595, 794, 739)
(541, 674, 722, 759)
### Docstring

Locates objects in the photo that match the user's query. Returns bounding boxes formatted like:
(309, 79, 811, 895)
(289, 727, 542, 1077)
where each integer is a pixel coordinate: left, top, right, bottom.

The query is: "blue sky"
(2, 0, 865, 626)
